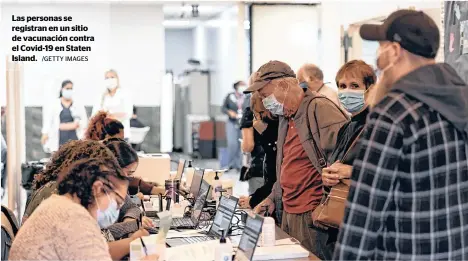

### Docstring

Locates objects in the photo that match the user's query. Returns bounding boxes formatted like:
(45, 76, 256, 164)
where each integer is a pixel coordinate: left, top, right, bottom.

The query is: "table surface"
(275, 226, 320, 261)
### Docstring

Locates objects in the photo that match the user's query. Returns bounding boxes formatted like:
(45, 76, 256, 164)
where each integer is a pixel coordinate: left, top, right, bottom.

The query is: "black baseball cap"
(244, 60, 296, 94)
(360, 9, 439, 58)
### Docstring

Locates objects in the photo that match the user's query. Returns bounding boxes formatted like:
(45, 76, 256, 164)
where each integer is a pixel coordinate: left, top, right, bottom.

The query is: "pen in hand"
(139, 237, 148, 256)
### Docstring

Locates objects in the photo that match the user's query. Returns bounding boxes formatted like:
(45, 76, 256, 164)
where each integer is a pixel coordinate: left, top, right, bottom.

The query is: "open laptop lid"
(236, 214, 264, 261)
(209, 195, 239, 238)
(191, 179, 210, 225)
(175, 159, 186, 180)
(189, 168, 204, 198)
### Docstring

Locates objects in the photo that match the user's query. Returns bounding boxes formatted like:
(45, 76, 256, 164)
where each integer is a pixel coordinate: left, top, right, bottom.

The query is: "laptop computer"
(174, 159, 186, 180)
(178, 168, 203, 199)
(187, 168, 204, 199)
(235, 214, 264, 261)
(154, 179, 210, 229)
(166, 195, 239, 247)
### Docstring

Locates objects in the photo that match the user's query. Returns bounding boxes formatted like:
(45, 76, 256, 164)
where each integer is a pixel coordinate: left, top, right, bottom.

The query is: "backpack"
(1, 205, 19, 260)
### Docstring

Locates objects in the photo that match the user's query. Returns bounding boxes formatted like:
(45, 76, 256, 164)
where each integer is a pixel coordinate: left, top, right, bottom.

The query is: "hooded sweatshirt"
(392, 63, 468, 135)
(335, 63, 468, 261)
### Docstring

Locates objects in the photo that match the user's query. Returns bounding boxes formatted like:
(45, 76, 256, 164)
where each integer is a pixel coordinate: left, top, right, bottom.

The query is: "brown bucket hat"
(244, 60, 296, 94)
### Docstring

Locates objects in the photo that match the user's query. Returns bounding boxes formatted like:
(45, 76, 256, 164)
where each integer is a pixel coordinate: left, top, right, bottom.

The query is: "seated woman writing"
(23, 140, 151, 260)
(11, 157, 158, 261)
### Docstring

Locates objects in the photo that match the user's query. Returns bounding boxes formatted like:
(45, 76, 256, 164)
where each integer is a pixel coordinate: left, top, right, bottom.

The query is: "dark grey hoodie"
(392, 63, 468, 135)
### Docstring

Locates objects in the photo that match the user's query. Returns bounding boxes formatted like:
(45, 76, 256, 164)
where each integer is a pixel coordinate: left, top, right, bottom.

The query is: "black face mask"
(299, 82, 308, 90)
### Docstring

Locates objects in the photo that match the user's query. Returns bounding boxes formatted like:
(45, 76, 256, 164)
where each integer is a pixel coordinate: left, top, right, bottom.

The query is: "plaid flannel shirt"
(334, 91, 468, 260)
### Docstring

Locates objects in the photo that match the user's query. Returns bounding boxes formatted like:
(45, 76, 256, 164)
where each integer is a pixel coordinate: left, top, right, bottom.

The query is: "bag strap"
(340, 127, 366, 163)
(304, 95, 348, 168)
(305, 97, 327, 168)
(1, 206, 18, 236)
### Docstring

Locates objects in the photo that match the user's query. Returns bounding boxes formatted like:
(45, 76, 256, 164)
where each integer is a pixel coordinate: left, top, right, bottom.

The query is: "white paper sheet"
(165, 240, 218, 261)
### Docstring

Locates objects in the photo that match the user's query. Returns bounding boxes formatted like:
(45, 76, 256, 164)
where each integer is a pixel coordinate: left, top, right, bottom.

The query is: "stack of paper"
(165, 240, 219, 261)
(253, 245, 309, 260)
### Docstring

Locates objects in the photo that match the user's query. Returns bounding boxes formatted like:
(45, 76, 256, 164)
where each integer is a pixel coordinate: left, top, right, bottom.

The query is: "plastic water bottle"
(261, 206, 276, 247)
(215, 229, 232, 261)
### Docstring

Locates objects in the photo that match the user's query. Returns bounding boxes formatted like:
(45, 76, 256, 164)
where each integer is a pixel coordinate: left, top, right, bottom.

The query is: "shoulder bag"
(312, 127, 365, 229)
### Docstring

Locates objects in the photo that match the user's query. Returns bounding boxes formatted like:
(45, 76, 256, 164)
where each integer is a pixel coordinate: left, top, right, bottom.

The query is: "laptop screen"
(191, 179, 210, 224)
(189, 168, 204, 199)
(175, 159, 186, 180)
(236, 214, 264, 261)
(209, 196, 239, 238)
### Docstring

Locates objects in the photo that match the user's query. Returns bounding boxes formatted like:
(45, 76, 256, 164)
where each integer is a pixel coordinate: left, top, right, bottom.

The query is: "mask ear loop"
(275, 79, 291, 115)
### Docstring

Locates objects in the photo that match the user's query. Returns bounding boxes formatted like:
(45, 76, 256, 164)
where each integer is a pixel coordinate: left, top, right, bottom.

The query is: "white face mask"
(262, 94, 284, 116)
(62, 89, 73, 100)
(376, 46, 395, 75)
(95, 191, 119, 229)
(105, 78, 118, 90)
(237, 85, 247, 94)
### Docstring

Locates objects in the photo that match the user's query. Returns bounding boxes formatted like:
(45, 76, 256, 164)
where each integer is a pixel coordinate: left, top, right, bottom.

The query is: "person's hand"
(141, 254, 159, 261)
(142, 216, 154, 228)
(73, 121, 80, 129)
(239, 196, 252, 209)
(136, 192, 144, 200)
(41, 134, 49, 145)
(322, 168, 340, 187)
(322, 161, 353, 186)
(130, 228, 150, 240)
(254, 198, 275, 215)
(228, 110, 237, 119)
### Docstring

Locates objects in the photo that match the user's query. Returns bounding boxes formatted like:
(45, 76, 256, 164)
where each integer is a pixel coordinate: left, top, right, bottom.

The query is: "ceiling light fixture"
(192, 5, 199, 18)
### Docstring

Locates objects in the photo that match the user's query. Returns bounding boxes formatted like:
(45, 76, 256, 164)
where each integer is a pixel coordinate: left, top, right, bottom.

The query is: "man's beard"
(368, 74, 393, 108)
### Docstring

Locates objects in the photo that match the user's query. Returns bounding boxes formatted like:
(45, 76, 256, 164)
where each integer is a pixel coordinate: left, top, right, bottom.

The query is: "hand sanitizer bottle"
(215, 229, 232, 261)
(184, 160, 194, 188)
(212, 171, 222, 207)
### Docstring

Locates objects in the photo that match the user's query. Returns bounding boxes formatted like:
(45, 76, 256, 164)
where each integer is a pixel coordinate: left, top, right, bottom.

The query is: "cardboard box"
(133, 154, 170, 186)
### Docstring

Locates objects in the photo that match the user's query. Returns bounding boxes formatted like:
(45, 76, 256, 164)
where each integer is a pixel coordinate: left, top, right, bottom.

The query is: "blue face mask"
(338, 91, 365, 113)
(262, 94, 284, 116)
(299, 82, 308, 90)
(96, 191, 120, 229)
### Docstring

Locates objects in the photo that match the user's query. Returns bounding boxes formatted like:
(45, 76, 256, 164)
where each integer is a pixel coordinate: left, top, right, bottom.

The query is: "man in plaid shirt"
(334, 10, 468, 260)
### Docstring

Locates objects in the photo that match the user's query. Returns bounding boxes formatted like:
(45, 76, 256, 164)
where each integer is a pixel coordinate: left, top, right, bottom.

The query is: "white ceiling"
(163, 3, 233, 21)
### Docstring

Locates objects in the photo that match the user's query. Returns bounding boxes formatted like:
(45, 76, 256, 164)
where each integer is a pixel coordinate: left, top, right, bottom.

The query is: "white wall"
(318, 1, 442, 87)
(251, 4, 319, 74)
(165, 28, 194, 77)
(191, 7, 239, 107)
(214, 9, 238, 106)
(0, 3, 164, 107)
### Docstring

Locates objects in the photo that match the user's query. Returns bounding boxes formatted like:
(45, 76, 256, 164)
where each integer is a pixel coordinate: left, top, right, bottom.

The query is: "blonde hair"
(105, 69, 119, 81)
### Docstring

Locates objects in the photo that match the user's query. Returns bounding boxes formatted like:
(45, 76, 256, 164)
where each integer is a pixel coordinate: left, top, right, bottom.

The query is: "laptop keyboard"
(172, 218, 195, 228)
(167, 236, 217, 247)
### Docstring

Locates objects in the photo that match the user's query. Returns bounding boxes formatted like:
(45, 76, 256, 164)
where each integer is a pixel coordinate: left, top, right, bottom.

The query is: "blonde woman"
(92, 69, 133, 140)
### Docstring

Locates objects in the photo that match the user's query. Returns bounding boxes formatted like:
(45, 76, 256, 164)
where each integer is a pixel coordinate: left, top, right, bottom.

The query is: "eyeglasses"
(101, 179, 126, 209)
